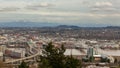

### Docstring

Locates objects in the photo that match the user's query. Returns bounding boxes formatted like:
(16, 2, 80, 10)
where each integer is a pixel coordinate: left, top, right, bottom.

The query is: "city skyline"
(0, 0, 120, 27)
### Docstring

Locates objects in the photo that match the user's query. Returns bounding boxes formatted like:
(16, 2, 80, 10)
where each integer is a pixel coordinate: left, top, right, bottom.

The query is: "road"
(4, 41, 41, 64)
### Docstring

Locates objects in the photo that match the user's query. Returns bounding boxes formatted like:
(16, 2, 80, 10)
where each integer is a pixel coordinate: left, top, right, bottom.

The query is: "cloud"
(95, 2, 113, 7)
(0, 2, 54, 12)
(91, 2, 117, 12)
(91, 7, 116, 12)
(0, 7, 20, 12)
(0, 0, 120, 26)
(25, 2, 54, 10)
(0, 1, 27, 12)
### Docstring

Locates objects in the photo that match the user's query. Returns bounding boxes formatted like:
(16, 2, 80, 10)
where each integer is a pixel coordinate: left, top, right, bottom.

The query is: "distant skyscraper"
(87, 47, 93, 58)
(87, 47, 94, 62)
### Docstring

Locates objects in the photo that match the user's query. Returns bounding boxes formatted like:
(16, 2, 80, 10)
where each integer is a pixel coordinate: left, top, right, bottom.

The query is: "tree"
(89, 56, 94, 62)
(82, 57, 89, 62)
(114, 58, 118, 63)
(101, 57, 109, 63)
(38, 42, 82, 68)
(65, 56, 82, 68)
(19, 61, 29, 68)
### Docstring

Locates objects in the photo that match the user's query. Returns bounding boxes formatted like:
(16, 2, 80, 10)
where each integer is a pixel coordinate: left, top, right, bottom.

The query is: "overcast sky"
(0, 0, 120, 27)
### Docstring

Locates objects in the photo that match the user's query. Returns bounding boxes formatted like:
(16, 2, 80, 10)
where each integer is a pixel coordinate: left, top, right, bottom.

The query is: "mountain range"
(0, 22, 59, 27)
(0, 22, 120, 29)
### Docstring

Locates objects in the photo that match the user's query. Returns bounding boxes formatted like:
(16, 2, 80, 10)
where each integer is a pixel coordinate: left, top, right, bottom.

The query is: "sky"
(0, 0, 120, 27)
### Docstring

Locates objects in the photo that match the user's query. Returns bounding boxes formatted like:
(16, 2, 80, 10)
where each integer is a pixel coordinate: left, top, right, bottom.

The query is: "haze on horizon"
(0, 0, 120, 27)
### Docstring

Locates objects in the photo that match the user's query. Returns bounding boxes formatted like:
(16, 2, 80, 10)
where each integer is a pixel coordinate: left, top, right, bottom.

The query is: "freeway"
(4, 52, 40, 63)
(4, 41, 41, 64)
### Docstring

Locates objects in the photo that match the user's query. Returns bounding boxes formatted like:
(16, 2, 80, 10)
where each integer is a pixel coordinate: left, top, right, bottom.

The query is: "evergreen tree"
(38, 42, 82, 68)
(65, 56, 82, 68)
(19, 61, 29, 68)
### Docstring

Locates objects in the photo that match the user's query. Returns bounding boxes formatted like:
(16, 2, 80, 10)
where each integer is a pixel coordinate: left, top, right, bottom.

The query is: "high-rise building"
(87, 47, 93, 57)
(87, 47, 94, 61)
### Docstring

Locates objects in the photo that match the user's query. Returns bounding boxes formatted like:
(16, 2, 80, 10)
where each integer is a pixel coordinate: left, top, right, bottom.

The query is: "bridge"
(4, 41, 42, 64)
